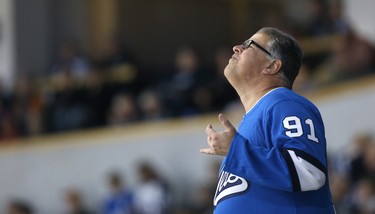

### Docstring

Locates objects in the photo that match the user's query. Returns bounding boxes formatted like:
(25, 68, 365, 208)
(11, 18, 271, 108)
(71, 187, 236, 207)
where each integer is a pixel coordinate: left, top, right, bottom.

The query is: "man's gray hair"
(258, 27, 303, 89)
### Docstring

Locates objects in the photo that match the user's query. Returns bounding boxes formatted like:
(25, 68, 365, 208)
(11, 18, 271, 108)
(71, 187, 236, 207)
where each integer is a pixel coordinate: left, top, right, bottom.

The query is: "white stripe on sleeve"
(287, 150, 326, 191)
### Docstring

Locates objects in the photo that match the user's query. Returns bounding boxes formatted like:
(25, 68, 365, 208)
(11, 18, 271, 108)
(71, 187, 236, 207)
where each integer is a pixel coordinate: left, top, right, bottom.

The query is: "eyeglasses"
(241, 39, 273, 57)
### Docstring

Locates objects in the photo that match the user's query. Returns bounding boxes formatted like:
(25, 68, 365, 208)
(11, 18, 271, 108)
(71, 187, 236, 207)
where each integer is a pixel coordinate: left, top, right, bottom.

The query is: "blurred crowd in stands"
(4, 132, 375, 214)
(1, 0, 375, 213)
(329, 133, 375, 214)
(5, 160, 221, 214)
(0, 30, 239, 141)
(5, 134, 375, 214)
(1, 0, 375, 142)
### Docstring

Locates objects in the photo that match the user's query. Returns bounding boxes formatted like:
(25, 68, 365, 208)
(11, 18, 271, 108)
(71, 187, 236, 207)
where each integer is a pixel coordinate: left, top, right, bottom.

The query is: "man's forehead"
(249, 33, 267, 44)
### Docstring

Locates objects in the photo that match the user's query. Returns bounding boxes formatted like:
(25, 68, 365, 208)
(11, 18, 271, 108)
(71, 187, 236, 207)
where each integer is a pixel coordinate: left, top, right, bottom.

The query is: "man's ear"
(263, 59, 282, 75)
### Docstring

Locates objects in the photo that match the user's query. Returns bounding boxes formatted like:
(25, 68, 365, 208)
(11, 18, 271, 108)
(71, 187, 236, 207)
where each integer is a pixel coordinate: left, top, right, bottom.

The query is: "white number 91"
(283, 116, 319, 143)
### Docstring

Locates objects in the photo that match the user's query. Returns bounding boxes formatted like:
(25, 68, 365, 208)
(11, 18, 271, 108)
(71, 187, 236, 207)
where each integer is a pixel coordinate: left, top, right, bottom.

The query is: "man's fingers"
(205, 124, 217, 135)
(200, 148, 214, 155)
(218, 114, 235, 130)
(200, 148, 227, 156)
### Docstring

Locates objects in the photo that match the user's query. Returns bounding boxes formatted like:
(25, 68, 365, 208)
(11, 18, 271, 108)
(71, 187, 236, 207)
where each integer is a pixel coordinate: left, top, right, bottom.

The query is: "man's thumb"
(218, 114, 234, 130)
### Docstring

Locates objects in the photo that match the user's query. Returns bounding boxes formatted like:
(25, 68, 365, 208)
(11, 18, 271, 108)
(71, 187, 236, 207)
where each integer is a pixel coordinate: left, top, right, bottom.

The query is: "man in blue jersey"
(200, 27, 335, 213)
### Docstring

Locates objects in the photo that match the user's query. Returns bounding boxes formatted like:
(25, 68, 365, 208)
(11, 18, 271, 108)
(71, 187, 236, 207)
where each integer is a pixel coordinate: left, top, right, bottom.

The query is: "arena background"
(1, 0, 375, 213)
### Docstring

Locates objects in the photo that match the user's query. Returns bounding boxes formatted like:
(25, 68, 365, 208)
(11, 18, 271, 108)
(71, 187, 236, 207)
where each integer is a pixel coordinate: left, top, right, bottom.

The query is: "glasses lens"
(242, 40, 251, 49)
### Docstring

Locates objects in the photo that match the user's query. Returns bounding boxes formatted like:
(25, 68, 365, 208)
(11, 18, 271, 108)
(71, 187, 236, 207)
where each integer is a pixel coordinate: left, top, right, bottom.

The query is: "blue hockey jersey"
(213, 87, 335, 214)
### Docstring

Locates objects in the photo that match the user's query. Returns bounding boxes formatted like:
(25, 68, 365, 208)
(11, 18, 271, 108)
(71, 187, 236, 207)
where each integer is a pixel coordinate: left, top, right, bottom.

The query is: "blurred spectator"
(301, 0, 350, 73)
(48, 39, 91, 82)
(329, 0, 350, 34)
(43, 40, 92, 133)
(133, 162, 170, 214)
(304, 0, 335, 37)
(81, 68, 113, 128)
(346, 177, 375, 214)
(206, 47, 238, 111)
(95, 35, 139, 97)
(328, 132, 375, 213)
(348, 133, 375, 183)
(0, 112, 19, 141)
(184, 161, 220, 214)
(347, 133, 373, 160)
(43, 71, 90, 133)
(6, 199, 34, 214)
(95, 35, 135, 70)
(10, 76, 43, 137)
(313, 30, 375, 86)
(8, 76, 31, 137)
(191, 86, 215, 115)
(107, 92, 139, 126)
(0, 82, 19, 142)
(329, 174, 351, 214)
(64, 189, 94, 214)
(157, 46, 209, 117)
(136, 89, 168, 121)
(102, 171, 133, 214)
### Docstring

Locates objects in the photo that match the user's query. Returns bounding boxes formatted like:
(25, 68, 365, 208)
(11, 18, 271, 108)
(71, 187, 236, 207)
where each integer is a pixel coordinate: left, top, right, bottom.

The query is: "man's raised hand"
(200, 114, 236, 156)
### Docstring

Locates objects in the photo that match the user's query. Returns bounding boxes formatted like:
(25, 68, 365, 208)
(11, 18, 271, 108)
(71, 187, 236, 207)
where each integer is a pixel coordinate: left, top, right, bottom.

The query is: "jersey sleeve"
(223, 100, 328, 192)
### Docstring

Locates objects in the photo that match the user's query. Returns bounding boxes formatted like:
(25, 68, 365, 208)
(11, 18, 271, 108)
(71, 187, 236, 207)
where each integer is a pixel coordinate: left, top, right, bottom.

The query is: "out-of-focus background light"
(0, 0, 375, 213)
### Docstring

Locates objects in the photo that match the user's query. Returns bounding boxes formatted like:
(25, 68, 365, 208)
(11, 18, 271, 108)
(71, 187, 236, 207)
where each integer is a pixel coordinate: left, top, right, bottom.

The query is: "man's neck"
(238, 84, 283, 112)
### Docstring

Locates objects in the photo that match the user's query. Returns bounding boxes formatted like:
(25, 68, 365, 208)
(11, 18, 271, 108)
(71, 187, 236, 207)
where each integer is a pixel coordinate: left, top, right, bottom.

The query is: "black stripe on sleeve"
(281, 149, 301, 192)
(292, 149, 327, 174)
